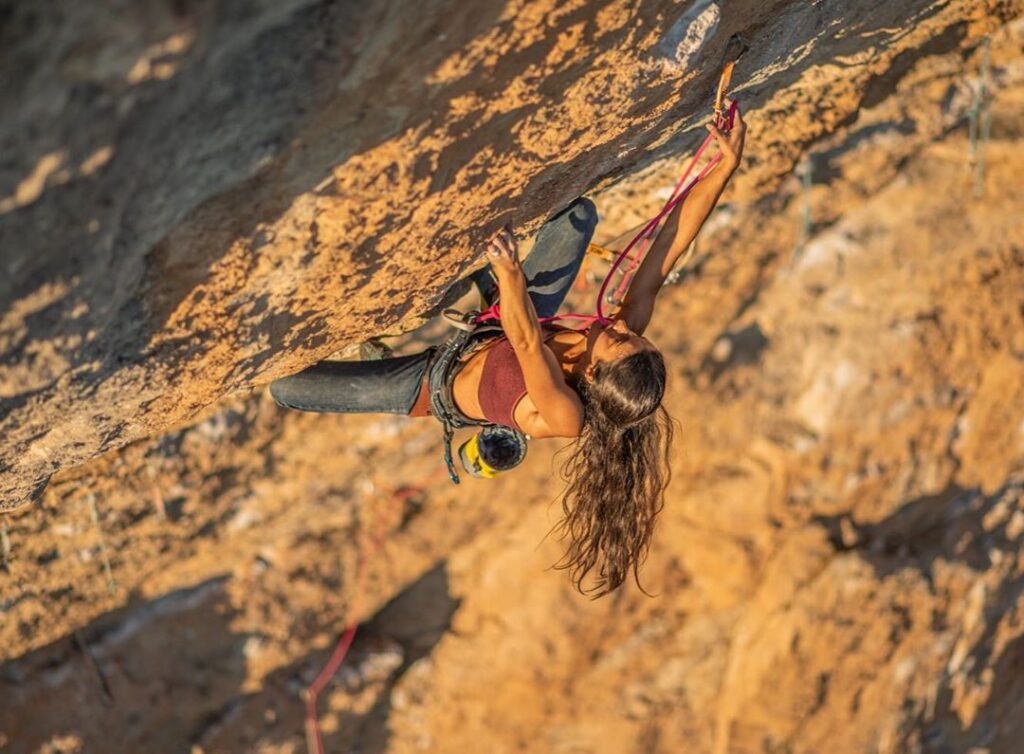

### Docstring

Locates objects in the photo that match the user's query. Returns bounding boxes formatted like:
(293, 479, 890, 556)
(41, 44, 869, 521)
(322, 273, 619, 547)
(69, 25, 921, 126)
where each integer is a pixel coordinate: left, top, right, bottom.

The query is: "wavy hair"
(553, 349, 673, 597)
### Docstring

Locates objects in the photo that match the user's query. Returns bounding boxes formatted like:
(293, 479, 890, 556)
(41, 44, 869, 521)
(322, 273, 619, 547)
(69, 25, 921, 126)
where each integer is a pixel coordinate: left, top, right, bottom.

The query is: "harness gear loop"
(427, 319, 505, 483)
(441, 421, 458, 483)
(442, 307, 479, 332)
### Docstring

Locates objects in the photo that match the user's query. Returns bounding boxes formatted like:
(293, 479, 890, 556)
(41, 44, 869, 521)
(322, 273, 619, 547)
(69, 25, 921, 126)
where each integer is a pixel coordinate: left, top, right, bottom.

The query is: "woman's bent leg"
(521, 197, 599, 318)
(269, 350, 433, 415)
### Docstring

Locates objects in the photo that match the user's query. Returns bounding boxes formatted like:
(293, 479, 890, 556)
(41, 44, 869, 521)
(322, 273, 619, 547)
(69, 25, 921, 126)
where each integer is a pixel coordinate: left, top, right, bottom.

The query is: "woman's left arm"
(486, 228, 585, 437)
(617, 107, 747, 335)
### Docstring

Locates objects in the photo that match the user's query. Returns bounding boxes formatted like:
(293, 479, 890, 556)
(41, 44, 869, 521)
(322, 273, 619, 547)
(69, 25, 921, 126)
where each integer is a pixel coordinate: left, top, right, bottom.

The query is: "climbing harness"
(441, 307, 480, 332)
(425, 322, 503, 483)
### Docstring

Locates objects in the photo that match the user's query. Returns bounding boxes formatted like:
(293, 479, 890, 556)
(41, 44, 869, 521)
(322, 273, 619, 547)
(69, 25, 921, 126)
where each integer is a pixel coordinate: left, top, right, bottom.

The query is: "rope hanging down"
(302, 478, 441, 754)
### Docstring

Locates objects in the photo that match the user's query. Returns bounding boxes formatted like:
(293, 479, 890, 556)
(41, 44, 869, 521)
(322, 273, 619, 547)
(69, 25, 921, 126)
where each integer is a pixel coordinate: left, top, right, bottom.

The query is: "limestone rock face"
(0, 0, 1013, 510)
(2, 2, 1024, 754)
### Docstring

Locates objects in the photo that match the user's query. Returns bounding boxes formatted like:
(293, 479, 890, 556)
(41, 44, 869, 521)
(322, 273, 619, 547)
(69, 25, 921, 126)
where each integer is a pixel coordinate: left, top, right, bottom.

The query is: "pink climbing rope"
(475, 308, 603, 330)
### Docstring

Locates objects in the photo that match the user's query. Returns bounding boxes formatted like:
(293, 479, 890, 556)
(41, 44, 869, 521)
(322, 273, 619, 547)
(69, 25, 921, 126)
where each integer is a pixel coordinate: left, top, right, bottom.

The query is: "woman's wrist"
(492, 261, 524, 283)
(485, 226, 522, 283)
(714, 154, 739, 179)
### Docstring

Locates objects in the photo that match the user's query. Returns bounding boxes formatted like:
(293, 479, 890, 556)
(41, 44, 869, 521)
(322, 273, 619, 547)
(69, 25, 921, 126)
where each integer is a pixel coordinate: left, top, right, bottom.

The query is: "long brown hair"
(553, 349, 673, 596)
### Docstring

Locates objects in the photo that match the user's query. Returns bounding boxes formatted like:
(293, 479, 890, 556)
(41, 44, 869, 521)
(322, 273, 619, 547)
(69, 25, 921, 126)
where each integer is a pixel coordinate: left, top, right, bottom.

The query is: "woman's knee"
(568, 196, 599, 230)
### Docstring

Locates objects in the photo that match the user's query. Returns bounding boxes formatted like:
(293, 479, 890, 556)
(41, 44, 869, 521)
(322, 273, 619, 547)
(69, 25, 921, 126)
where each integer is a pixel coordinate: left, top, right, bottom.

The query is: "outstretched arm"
(486, 228, 584, 437)
(617, 107, 747, 335)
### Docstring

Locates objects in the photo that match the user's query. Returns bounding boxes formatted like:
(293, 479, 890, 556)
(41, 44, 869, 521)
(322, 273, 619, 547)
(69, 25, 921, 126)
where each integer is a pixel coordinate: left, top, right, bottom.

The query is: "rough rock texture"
(2, 1, 1024, 753)
(0, 0, 1015, 510)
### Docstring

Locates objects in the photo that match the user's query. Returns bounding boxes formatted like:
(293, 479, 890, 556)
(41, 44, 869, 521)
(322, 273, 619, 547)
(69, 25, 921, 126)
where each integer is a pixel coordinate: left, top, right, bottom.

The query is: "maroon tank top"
(477, 329, 565, 429)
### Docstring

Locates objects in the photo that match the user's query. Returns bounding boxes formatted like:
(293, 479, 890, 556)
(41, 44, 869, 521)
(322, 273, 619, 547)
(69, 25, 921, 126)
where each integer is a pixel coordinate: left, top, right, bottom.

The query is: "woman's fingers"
(486, 226, 519, 265)
(707, 98, 747, 166)
(497, 226, 518, 254)
(729, 109, 746, 154)
(706, 122, 725, 142)
(734, 107, 746, 132)
(733, 106, 746, 132)
(706, 122, 732, 155)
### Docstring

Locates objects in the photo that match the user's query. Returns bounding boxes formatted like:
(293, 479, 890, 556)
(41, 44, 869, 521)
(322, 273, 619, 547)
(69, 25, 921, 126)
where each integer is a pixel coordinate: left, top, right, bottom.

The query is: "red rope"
(303, 478, 440, 754)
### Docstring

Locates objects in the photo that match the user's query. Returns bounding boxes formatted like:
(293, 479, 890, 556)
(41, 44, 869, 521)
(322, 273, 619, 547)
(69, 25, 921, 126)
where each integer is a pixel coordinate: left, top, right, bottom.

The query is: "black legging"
(269, 197, 598, 415)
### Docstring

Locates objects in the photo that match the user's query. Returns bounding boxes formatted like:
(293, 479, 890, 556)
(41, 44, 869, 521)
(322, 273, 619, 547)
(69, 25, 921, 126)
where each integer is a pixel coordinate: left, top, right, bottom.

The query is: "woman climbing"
(271, 107, 747, 595)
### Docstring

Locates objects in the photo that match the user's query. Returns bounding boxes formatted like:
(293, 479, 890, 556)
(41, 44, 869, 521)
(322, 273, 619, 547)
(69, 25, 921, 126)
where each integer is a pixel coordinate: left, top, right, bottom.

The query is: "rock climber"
(270, 107, 747, 595)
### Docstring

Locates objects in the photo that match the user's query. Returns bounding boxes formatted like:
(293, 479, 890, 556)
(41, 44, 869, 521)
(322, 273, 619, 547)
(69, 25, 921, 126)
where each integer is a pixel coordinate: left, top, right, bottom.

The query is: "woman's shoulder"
(545, 326, 586, 352)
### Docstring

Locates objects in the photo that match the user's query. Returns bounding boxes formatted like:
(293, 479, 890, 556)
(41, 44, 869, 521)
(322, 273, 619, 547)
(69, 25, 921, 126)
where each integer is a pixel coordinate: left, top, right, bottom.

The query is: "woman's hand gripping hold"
(486, 224, 521, 278)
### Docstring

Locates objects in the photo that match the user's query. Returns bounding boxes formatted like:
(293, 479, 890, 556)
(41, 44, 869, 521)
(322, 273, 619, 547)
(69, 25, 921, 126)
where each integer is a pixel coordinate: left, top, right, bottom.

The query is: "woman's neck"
(548, 330, 592, 379)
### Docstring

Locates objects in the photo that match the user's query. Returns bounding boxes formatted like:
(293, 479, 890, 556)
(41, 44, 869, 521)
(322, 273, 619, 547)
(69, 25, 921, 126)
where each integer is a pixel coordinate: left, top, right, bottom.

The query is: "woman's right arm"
(486, 228, 584, 437)
(617, 108, 746, 335)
